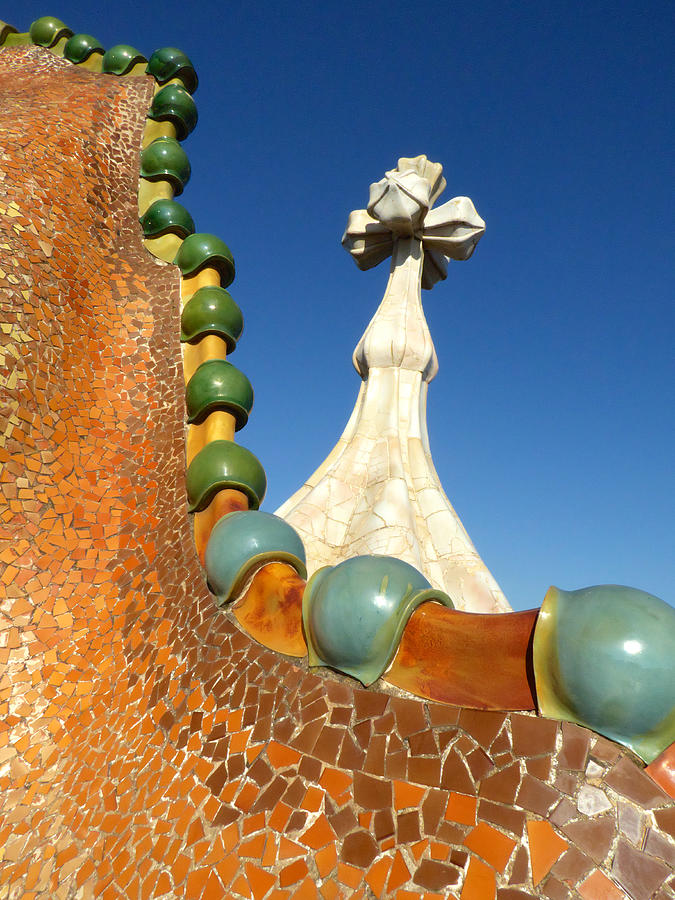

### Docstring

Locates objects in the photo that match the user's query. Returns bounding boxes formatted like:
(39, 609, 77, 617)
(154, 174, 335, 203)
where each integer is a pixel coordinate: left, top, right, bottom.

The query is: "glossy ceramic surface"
(205, 511, 307, 606)
(185, 360, 253, 428)
(63, 34, 103, 64)
(645, 740, 675, 800)
(146, 46, 198, 93)
(303, 555, 454, 686)
(388, 604, 539, 710)
(147, 84, 198, 140)
(140, 137, 191, 194)
(232, 562, 307, 658)
(139, 199, 195, 238)
(174, 233, 235, 286)
(533, 584, 675, 763)
(29, 16, 71, 47)
(101, 45, 146, 76)
(180, 286, 243, 351)
(186, 440, 266, 513)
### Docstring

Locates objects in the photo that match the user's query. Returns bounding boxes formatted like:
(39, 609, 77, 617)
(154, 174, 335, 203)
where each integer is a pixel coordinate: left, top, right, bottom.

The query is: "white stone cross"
(344, 155, 485, 384)
(277, 156, 510, 613)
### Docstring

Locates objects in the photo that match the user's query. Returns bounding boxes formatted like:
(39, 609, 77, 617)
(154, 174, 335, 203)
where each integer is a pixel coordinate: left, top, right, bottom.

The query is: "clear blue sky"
(14, 1, 675, 610)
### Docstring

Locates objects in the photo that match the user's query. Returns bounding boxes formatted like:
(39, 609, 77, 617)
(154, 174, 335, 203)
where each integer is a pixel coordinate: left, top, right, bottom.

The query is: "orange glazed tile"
(526, 820, 568, 886)
(246, 861, 277, 900)
(280, 859, 310, 887)
(300, 814, 335, 850)
(216, 853, 240, 886)
(411, 840, 427, 861)
(262, 834, 278, 867)
(280, 837, 305, 859)
(230, 728, 253, 753)
(202, 871, 227, 900)
(227, 709, 244, 732)
(387, 851, 411, 892)
(464, 822, 516, 872)
(644, 740, 675, 799)
(394, 780, 426, 810)
(235, 781, 260, 812)
(359, 811, 373, 828)
(223, 823, 240, 853)
(381, 836, 396, 851)
(338, 863, 363, 888)
(365, 855, 392, 896)
(232, 874, 252, 896)
(315, 842, 338, 878)
(445, 792, 478, 826)
(267, 741, 302, 769)
(320, 883, 340, 900)
(186, 817, 205, 845)
(270, 802, 294, 832)
(247, 744, 265, 764)
(172, 853, 191, 886)
(319, 768, 352, 798)
(578, 871, 628, 900)
(240, 833, 266, 859)
(244, 812, 267, 835)
(460, 858, 496, 900)
(221, 779, 241, 803)
(430, 842, 448, 860)
(303, 785, 324, 812)
(185, 868, 211, 899)
(291, 875, 320, 899)
(200, 834, 226, 866)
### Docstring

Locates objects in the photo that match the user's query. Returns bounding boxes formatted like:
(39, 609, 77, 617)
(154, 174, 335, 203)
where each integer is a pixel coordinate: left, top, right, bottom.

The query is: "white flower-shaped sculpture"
(277, 156, 511, 613)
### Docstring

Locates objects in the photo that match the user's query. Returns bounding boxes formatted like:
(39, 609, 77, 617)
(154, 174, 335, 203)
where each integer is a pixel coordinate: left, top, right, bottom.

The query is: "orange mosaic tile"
(527, 819, 568, 885)
(459, 858, 495, 900)
(394, 780, 427, 810)
(366, 855, 393, 896)
(0, 31, 673, 900)
(387, 851, 412, 891)
(445, 792, 478, 826)
(464, 821, 516, 871)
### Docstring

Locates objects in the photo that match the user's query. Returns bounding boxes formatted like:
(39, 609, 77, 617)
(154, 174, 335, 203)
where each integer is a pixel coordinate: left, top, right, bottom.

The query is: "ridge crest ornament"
(277, 155, 510, 613)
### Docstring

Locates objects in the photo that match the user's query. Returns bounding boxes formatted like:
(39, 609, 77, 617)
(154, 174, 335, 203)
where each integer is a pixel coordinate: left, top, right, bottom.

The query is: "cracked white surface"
(276, 156, 511, 613)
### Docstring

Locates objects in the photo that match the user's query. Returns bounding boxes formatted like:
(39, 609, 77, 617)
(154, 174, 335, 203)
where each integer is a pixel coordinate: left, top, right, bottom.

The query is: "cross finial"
(342, 154, 486, 290)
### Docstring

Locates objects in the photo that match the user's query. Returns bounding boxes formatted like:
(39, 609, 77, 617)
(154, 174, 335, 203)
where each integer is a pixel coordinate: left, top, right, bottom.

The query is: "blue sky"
(14, 1, 674, 610)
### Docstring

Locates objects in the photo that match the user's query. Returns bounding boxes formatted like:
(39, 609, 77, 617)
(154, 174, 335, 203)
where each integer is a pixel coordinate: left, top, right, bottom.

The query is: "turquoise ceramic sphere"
(205, 511, 307, 605)
(303, 555, 453, 686)
(533, 584, 675, 763)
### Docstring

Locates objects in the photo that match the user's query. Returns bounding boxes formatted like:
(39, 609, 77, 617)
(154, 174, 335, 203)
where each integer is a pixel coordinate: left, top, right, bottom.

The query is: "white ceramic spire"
(276, 156, 511, 613)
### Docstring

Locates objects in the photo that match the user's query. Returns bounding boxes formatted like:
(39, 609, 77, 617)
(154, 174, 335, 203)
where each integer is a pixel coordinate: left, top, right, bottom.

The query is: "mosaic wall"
(0, 41, 674, 900)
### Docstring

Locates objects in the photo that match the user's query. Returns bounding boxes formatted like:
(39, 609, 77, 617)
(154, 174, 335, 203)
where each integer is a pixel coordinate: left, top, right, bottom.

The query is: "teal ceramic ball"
(533, 584, 675, 763)
(205, 511, 306, 605)
(303, 555, 453, 686)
